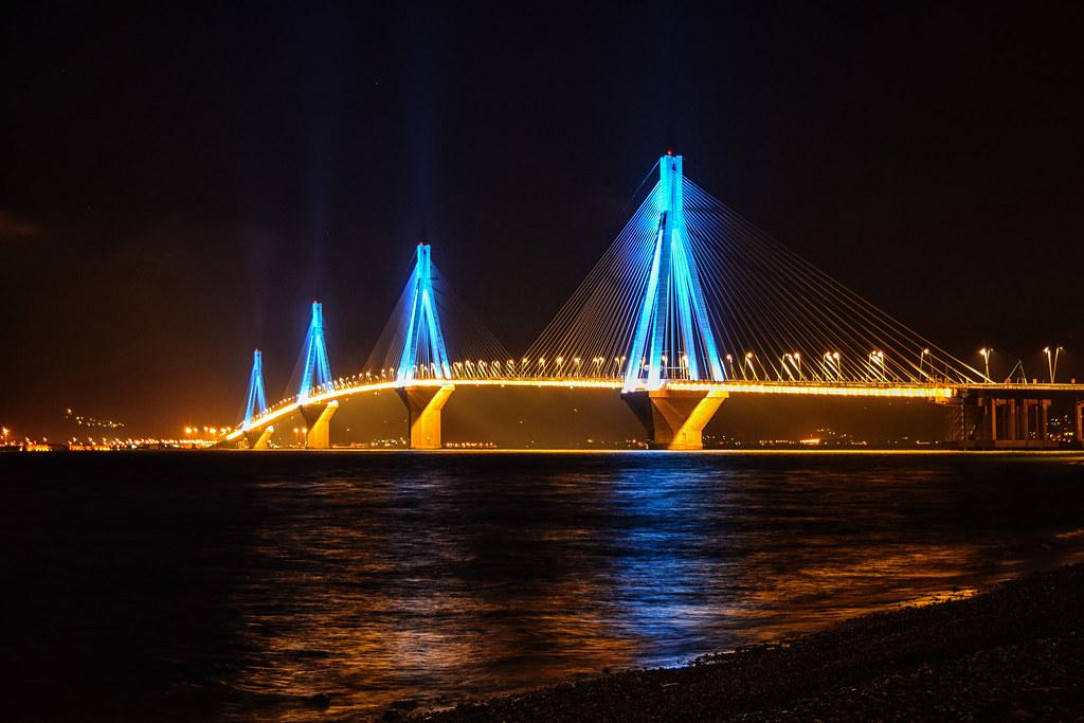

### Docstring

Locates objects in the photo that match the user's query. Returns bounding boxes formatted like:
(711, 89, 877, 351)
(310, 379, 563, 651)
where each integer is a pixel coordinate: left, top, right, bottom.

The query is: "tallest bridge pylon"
(624, 153, 725, 391)
(621, 154, 728, 449)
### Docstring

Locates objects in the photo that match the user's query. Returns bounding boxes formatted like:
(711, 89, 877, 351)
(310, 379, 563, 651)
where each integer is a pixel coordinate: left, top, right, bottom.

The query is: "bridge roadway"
(222, 378, 1084, 450)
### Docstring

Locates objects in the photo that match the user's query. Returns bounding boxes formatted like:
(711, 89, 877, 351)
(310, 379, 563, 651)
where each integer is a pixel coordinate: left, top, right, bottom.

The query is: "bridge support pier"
(1075, 401, 1083, 444)
(397, 384, 454, 450)
(1006, 399, 1017, 441)
(987, 398, 1000, 442)
(300, 401, 339, 449)
(960, 395, 1058, 449)
(622, 389, 728, 450)
(243, 426, 274, 450)
(1018, 399, 1033, 442)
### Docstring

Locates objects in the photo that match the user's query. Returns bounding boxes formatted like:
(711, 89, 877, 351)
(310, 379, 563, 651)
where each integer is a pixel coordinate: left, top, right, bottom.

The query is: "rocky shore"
(401, 564, 1084, 721)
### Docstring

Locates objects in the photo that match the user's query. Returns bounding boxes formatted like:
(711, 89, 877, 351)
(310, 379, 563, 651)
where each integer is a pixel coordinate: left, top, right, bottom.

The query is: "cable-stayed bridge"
(223, 154, 1084, 451)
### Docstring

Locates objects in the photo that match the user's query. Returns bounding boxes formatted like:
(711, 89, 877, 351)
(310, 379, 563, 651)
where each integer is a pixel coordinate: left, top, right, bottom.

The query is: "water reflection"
(3, 453, 1082, 719)
(216, 453, 1084, 718)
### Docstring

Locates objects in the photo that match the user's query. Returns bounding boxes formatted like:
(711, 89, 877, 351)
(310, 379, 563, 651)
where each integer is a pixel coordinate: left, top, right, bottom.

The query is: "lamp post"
(781, 354, 794, 381)
(1044, 346, 1063, 383)
(869, 350, 885, 381)
(980, 347, 992, 382)
(825, 351, 841, 381)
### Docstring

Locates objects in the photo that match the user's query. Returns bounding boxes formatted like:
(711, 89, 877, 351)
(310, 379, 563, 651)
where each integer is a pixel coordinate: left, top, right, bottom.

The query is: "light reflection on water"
(2, 452, 1083, 719)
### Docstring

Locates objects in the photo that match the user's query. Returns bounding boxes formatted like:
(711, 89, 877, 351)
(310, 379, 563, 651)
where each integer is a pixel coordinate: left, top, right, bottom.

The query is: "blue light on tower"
(298, 301, 333, 401)
(624, 154, 725, 391)
(397, 242, 451, 382)
(242, 349, 268, 428)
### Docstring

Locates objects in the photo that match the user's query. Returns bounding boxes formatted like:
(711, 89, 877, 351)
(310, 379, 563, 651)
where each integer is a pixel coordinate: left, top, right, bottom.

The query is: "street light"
(1043, 346, 1063, 383)
(868, 350, 886, 381)
(781, 354, 794, 381)
(824, 351, 841, 381)
(979, 347, 992, 382)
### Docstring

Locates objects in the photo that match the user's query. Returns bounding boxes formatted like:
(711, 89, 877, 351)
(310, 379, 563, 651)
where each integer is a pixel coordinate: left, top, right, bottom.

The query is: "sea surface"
(2, 451, 1083, 720)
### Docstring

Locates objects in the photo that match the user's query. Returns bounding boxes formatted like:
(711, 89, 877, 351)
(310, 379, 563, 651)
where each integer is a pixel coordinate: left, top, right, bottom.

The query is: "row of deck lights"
(241, 345, 1070, 432)
(391, 350, 923, 383)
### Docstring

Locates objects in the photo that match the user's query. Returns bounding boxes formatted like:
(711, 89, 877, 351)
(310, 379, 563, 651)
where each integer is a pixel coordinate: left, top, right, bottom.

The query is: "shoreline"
(401, 563, 1084, 721)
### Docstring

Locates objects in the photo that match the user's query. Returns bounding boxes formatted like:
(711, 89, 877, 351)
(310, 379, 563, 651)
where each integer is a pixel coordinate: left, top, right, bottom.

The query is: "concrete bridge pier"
(397, 384, 455, 450)
(967, 395, 1055, 448)
(1075, 401, 1083, 444)
(243, 426, 274, 450)
(300, 401, 339, 449)
(622, 389, 728, 450)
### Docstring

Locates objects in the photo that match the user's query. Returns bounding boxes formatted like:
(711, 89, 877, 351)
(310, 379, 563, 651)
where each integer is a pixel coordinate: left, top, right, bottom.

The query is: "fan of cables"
(363, 258, 510, 382)
(526, 167, 984, 385)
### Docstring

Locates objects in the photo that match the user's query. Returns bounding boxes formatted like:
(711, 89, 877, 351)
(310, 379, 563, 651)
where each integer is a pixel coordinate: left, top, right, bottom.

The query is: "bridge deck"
(227, 378, 1078, 442)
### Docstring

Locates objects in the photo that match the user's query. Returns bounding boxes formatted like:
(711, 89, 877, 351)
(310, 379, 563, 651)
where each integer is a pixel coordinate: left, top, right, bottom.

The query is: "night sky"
(2, 2, 1082, 436)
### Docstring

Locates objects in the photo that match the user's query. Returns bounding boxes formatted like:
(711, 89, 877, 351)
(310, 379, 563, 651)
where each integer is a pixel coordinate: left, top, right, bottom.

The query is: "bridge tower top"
(242, 348, 268, 428)
(623, 154, 725, 391)
(397, 242, 451, 383)
(298, 301, 333, 401)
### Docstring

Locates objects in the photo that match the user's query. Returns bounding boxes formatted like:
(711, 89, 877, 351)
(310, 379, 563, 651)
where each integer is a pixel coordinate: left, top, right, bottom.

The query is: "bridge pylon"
(397, 243, 451, 383)
(242, 349, 269, 429)
(299, 301, 333, 402)
(394, 243, 455, 448)
(624, 154, 724, 391)
(620, 154, 728, 448)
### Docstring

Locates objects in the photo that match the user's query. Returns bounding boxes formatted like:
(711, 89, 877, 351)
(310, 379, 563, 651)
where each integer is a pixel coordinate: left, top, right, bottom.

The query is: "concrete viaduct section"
(946, 390, 1083, 449)
(1078, 399, 1084, 446)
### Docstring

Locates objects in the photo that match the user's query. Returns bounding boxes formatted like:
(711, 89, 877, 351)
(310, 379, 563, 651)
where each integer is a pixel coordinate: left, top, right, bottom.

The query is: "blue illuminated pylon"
(397, 242, 451, 382)
(298, 301, 333, 401)
(624, 154, 724, 390)
(242, 349, 268, 427)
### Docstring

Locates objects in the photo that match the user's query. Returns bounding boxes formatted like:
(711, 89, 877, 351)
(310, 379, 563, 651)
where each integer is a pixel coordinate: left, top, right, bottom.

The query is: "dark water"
(2, 451, 1084, 720)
